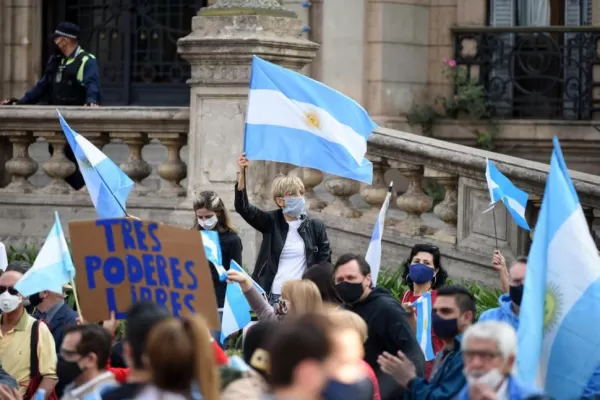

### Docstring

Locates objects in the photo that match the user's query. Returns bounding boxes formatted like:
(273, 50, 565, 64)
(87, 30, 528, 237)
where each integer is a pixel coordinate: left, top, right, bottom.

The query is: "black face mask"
(335, 281, 364, 305)
(509, 284, 524, 306)
(431, 312, 459, 340)
(56, 356, 83, 385)
(322, 377, 373, 400)
(28, 293, 43, 308)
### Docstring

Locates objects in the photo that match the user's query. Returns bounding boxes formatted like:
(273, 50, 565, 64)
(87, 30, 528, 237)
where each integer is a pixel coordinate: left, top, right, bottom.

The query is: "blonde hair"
(192, 190, 238, 234)
(325, 308, 368, 343)
(271, 175, 305, 204)
(145, 315, 219, 400)
(281, 280, 323, 315)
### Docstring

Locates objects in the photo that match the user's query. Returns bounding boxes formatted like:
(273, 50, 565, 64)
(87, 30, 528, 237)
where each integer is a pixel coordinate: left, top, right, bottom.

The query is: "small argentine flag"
(14, 211, 75, 296)
(57, 110, 134, 219)
(366, 182, 393, 285)
(221, 280, 252, 344)
(414, 291, 435, 361)
(201, 231, 227, 281)
(485, 159, 530, 230)
(230, 260, 266, 296)
(244, 56, 376, 184)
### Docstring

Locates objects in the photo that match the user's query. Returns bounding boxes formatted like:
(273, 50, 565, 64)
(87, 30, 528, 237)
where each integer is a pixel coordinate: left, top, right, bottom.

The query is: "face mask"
(198, 215, 218, 230)
(335, 281, 365, 305)
(431, 312, 459, 339)
(409, 263, 435, 284)
(282, 197, 306, 219)
(0, 292, 22, 313)
(322, 378, 373, 400)
(56, 356, 84, 386)
(509, 284, 523, 306)
(465, 368, 505, 391)
(28, 293, 44, 308)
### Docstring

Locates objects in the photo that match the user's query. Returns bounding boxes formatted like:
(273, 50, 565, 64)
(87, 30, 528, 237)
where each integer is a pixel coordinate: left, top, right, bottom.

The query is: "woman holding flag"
(400, 243, 448, 379)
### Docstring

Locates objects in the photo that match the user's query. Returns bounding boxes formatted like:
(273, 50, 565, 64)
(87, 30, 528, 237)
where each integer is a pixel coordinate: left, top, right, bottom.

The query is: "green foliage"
(7, 244, 38, 264)
(406, 59, 500, 150)
(422, 180, 446, 210)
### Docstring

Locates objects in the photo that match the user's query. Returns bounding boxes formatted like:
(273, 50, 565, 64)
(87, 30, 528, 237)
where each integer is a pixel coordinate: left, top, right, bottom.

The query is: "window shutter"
(564, 0, 591, 119)
(489, 0, 515, 116)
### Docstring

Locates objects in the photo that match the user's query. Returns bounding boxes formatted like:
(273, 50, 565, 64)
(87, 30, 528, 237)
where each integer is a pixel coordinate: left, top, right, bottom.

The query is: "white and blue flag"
(366, 182, 393, 285)
(221, 280, 252, 344)
(230, 260, 266, 296)
(200, 231, 227, 281)
(414, 291, 435, 361)
(244, 56, 376, 184)
(14, 211, 75, 296)
(517, 137, 600, 398)
(57, 111, 134, 219)
(485, 159, 530, 230)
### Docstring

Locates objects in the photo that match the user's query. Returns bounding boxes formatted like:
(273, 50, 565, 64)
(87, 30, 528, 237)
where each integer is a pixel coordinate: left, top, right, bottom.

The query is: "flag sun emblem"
(304, 109, 321, 130)
(543, 282, 563, 333)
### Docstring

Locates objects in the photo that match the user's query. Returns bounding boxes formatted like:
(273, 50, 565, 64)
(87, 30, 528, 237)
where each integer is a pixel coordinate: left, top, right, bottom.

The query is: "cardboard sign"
(68, 218, 219, 329)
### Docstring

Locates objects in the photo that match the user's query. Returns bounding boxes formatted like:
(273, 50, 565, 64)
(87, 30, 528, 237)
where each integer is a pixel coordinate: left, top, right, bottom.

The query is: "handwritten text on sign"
(69, 218, 219, 328)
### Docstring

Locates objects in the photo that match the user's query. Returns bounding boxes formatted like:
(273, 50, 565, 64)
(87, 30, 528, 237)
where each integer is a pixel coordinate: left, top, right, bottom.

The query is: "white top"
(0, 242, 7, 271)
(495, 379, 509, 400)
(271, 220, 307, 295)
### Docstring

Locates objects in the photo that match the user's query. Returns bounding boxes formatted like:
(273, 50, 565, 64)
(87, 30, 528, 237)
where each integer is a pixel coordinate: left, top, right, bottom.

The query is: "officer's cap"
(52, 22, 81, 41)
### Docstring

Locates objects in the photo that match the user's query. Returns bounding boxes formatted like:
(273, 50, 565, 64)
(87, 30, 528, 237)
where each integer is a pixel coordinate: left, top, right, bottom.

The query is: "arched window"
(43, 0, 206, 106)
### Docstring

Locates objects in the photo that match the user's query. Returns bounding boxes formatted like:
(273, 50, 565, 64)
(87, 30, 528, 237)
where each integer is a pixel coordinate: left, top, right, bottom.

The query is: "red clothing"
(106, 340, 229, 384)
(401, 290, 444, 380)
(362, 360, 381, 400)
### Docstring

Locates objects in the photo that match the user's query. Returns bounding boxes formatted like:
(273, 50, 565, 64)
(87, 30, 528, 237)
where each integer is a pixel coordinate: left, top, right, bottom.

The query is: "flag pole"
(94, 171, 129, 217)
(492, 205, 499, 250)
(70, 276, 83, 319)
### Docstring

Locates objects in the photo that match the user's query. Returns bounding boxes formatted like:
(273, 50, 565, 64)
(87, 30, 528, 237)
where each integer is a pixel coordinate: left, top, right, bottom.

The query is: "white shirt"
(495, 379, 509, 400)
(271, 220, 307, 295)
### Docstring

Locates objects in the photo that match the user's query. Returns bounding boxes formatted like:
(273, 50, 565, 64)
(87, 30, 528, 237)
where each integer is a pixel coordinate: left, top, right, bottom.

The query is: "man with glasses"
(59, 324, 116, 400)
(0, 270, 57, 397)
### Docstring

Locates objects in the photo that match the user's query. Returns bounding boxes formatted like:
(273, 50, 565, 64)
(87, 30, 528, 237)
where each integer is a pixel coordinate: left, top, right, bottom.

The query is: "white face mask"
(198, 215, 218, 230)
(465, 368, 505, 391)
(0, 291, 22, 313)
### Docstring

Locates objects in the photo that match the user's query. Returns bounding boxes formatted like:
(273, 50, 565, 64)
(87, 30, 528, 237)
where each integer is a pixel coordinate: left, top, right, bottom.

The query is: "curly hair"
(401, 243, 448, 290)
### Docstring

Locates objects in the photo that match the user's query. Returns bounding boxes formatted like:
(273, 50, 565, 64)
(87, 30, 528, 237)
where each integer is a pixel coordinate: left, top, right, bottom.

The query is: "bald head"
(0, 270, 22, 286)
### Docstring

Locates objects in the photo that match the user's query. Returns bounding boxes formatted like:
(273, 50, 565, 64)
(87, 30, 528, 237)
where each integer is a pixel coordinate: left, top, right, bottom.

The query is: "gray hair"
(463, 321, 517, 360)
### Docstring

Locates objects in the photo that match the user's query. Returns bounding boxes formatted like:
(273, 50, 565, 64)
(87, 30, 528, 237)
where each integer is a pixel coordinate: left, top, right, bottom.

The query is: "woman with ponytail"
(135, 315, 220, 400)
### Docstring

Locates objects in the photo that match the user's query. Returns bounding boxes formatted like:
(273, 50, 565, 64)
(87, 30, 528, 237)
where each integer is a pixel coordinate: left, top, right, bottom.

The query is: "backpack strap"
(29, 320, 40, 378)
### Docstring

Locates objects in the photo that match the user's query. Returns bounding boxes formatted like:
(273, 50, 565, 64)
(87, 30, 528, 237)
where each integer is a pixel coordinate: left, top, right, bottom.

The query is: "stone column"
(178, 0, 319, 268)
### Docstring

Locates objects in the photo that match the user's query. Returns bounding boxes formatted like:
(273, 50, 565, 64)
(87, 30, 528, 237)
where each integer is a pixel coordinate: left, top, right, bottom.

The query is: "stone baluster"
(322, 176, 362, 218)
(593, 209, 600, 249)
(425, 168, 458, 243)
(359, 156, 391, 221)
(288, 167, 326, 211)
(150, 133, 187, 197)
(39, 132, 76, 194)
(3, 131, 38, 193)
(112, 133, 153, 195)
(389, 160, 433, 236)
(528, 194, 542, 242)
(78, 132, 109, 194)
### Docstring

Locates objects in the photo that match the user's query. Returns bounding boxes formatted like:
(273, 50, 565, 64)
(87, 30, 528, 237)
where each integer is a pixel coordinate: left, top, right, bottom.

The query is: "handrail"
(451, 26, 600, 34)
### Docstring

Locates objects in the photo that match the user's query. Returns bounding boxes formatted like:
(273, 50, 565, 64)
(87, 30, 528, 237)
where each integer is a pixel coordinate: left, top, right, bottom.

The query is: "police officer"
(1, 22, 102, 190)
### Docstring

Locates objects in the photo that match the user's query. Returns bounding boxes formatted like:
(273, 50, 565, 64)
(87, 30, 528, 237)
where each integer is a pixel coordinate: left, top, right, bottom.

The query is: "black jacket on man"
(234, 183, 331, 294)
(346, 287, 426, 400)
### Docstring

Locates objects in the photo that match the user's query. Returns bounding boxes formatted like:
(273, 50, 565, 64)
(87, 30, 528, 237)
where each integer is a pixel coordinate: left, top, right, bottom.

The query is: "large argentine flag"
(221, 280, 252, 345)
(517, 137, 600, 398)
(14, 211, 75, 296)
(201, 231, 227, 281)
(485, 159, 530, 230)
(57, 111, 134, 219)
(414, 291, 435, 361)
(244, 56, 376, 184)
(366, 182, 393, 285)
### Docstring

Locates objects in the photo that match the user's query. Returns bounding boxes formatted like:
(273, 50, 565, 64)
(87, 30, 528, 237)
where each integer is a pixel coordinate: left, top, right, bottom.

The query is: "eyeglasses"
(0, 286, 19, 296)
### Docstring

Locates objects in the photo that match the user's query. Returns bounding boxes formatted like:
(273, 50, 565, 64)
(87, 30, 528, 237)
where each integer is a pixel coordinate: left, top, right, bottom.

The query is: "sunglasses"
(0, 286, 18, 296)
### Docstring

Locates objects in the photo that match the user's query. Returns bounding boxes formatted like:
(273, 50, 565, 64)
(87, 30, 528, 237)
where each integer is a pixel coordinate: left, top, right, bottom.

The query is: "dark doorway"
(43, 0, 206, 106)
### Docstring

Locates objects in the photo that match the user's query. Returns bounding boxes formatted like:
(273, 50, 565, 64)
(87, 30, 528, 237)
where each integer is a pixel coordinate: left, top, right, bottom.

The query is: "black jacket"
(346, 288, 426, 400)
(234, 184, 331, 294)
(205, 229, 243, 308)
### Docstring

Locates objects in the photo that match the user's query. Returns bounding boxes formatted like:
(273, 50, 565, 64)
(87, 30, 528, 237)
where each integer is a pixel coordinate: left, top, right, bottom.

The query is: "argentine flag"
(517, 137, 600, 398)
(201, 231, 227, 281)
(244, 56, 376, 184)
(14, 211, 75, 296)
(230, 260, 266, 296)
(366, 182, 393, 285)
(414, 291, 435, 361)
(221, 280, 252, 344)
(485, 159, 530, 230)
(57, 110, 134, 219)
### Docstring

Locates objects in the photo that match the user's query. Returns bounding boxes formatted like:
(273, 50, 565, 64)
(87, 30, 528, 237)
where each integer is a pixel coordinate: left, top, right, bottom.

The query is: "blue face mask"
(322, 377, 373, 400)
(409, 263, 435, 284)
(282, 196, 306, 218)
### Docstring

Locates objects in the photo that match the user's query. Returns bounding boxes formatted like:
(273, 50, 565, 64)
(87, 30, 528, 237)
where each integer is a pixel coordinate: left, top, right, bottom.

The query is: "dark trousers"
(48, 143, 85, 190)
